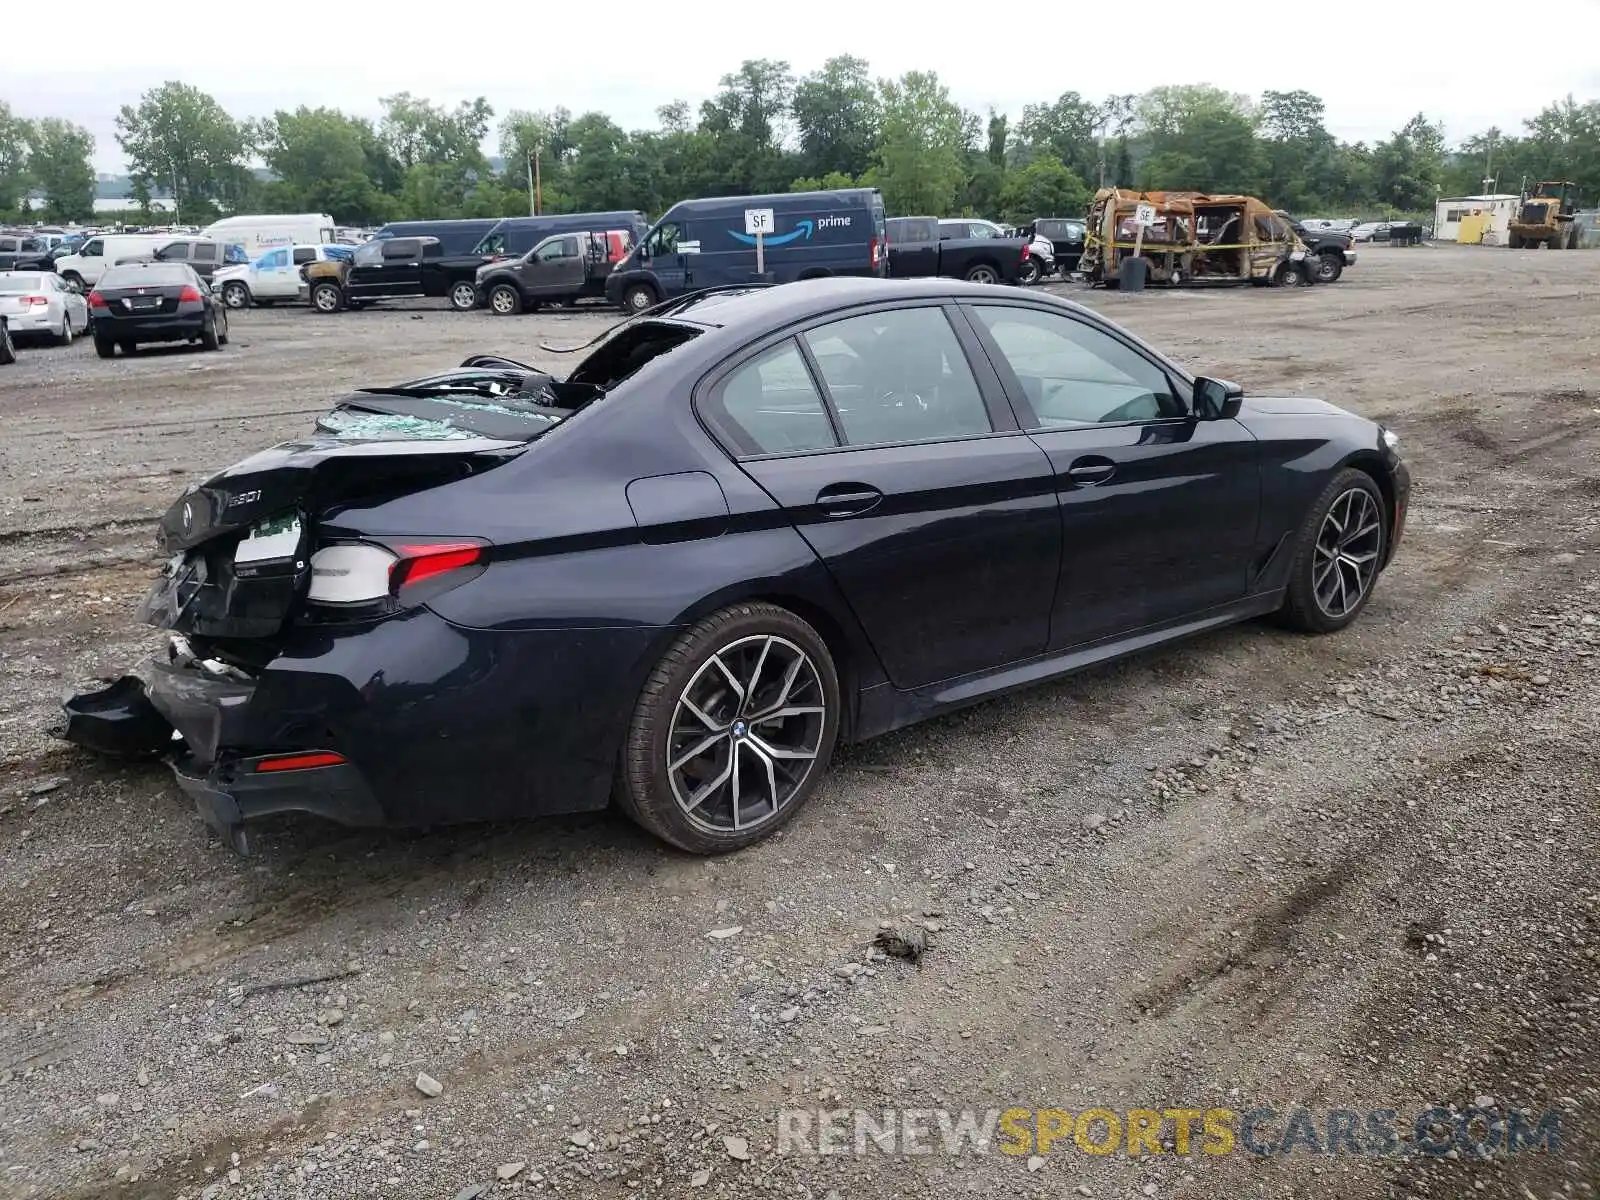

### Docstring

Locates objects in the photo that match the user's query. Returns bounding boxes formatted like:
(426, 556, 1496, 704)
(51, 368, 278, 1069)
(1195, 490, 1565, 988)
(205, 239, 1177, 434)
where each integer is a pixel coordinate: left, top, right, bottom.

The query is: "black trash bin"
(1119, 255, 1148, 293)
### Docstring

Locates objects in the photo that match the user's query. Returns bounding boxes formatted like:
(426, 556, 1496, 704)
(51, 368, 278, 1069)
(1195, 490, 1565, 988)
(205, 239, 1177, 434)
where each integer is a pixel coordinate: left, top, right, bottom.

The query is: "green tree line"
(3, 67, 1598, 226)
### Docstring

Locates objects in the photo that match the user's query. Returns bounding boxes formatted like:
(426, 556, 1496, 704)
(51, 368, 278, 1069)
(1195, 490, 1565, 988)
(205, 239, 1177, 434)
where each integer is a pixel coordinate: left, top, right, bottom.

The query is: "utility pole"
(525, 146, 543, 217)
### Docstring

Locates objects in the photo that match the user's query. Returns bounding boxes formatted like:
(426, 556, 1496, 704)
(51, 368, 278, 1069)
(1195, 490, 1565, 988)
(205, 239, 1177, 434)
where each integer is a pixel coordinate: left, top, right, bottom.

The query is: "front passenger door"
(521, 235, 587, 298)
(964, 302, 1261, 649)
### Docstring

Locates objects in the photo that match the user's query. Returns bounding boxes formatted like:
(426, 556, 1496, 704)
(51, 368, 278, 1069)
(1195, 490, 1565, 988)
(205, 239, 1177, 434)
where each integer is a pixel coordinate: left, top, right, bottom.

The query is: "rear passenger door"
(701, 303, 1061, 690)
(885, 219, 937, 279)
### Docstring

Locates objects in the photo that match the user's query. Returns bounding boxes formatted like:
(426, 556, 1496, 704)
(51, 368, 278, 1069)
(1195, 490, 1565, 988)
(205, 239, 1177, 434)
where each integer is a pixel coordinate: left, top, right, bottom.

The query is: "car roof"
(664, 276, 1099, 331)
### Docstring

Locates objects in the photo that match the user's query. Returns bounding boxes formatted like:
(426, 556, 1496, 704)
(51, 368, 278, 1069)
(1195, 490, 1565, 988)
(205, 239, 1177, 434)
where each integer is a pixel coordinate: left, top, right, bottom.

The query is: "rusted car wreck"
(1079, 188, 1315, 288)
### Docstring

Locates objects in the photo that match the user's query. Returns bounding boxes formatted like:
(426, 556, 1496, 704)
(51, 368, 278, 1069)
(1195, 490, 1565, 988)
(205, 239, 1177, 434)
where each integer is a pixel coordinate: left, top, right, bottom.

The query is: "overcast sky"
(10, 0, 1600, 173)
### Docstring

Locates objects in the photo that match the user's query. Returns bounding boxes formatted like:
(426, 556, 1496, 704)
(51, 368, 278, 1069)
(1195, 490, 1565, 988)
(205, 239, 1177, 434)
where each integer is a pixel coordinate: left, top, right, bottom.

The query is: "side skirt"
(853, 590, 1286, 741)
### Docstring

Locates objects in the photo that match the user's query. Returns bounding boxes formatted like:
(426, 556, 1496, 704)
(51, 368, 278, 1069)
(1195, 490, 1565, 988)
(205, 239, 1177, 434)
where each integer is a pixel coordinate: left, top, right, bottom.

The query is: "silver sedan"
(0, 271, 89, 346)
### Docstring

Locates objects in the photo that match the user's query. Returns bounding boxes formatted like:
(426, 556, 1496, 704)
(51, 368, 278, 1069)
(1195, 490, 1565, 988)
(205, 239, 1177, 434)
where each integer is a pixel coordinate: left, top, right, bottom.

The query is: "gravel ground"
(1, 245, 1597, 1200)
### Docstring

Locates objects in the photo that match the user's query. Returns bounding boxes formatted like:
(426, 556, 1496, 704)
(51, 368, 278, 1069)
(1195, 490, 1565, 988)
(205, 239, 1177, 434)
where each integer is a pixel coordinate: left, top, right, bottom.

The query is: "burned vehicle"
(59, 278, 1408, 856)
(1079, 189, 1315, 288)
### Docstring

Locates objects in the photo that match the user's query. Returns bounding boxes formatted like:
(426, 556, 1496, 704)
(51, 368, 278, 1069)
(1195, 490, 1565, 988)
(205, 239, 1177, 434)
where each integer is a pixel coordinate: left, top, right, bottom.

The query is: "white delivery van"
(199, 214, 337, 260)
(54, 235, 170, 289)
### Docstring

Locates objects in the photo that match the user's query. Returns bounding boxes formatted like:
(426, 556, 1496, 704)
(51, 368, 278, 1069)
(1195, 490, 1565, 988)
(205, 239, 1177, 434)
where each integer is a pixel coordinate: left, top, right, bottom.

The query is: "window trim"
(959, 299, 1195, 432)
(692, 299, 1022, 462)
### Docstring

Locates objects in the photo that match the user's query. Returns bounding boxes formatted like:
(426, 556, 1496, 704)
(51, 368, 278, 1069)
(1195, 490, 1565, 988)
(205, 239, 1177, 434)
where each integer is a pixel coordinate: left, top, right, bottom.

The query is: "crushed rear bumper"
(58, 652, 384, 855)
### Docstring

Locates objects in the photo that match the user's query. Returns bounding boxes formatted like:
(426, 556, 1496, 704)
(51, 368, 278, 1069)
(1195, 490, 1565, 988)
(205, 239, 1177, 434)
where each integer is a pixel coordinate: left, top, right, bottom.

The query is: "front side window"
(157, 241, 190, 261)
(707, 340, 838, 456)
(803, 307, 991, 446)
(80, 239, 103, 257)
(970, 305, 1182, 427)
(354, 241, 384, 267)
(257, 248, 289, 269)
(645, 223, 682, 256)
(536, 236, 580, 262)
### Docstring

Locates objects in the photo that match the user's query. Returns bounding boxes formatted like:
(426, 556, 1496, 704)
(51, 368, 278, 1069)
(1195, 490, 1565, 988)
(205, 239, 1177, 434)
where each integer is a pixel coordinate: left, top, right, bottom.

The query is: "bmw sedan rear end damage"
(58, 337, 687, 854)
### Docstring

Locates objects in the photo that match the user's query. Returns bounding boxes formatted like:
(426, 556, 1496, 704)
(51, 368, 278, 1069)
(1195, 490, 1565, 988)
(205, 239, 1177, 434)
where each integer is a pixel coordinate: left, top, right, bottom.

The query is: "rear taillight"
(23, 295, 48, 307)
(307, 537, 488, 610)
(87, 290, 107, 309)
(177, 285, 202, 302)
(870, 237, 880, 268)
(1020, 245, 1030, 260)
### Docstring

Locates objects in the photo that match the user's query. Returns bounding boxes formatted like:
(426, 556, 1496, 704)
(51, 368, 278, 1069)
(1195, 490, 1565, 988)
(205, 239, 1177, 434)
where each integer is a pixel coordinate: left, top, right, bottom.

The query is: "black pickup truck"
(884, 216, 1029, 285)
(300, 236, 488, 313)
(1280, 215, 1356, 282)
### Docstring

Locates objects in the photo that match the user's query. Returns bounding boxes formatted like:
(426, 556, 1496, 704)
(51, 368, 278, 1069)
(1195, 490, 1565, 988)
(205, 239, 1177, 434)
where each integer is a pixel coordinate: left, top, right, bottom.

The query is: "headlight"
(1381, 428, 1400, 451)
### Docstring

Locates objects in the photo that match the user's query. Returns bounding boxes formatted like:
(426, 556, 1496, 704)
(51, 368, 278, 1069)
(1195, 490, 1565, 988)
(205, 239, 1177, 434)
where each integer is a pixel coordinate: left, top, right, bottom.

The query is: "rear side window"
(383, 239, 421, 259)
(191, 243, 218, 263)
(888, 219, 932, 244)
(706, 340, 838, 456)
(292, 247, 316, 265)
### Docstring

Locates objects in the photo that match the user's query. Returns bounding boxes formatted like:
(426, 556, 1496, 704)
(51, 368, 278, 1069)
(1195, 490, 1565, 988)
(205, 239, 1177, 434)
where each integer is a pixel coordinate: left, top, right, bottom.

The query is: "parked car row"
(0, 262, 227, 359)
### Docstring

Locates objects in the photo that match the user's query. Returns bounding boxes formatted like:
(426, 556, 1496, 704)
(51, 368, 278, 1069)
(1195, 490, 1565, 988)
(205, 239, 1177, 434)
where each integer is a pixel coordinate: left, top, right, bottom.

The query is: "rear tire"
(200, 316, 221, 350)
(449, 281, 479, 312)
(56, 314, 73, 346)
(487, 283, 523, 316)
(93, 333, 115, 358)
(0, 321, 15, 364)
(622, 283, 658, 314)
(1277, 467, 1388, 634)
(119, 340, 136, 355)
(1018, 259, 1042, 286)
(615, 602, 841, 854)
(964, 263, 1000, 284)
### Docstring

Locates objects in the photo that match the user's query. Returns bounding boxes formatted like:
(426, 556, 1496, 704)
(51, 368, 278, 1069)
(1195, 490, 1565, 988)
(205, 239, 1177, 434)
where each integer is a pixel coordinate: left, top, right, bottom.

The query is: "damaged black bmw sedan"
(62, 278, 1409, 855)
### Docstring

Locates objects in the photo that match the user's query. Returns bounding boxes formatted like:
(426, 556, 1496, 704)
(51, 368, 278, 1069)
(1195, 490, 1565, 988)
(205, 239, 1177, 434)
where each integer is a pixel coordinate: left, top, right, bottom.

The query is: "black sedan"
(61, 278, 1409, 855)
(87, 261, 229, 358)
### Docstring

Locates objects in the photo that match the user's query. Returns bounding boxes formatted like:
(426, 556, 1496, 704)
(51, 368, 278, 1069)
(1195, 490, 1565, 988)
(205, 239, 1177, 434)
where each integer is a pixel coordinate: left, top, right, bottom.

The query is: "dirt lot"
(1, 246, 1597, 1200)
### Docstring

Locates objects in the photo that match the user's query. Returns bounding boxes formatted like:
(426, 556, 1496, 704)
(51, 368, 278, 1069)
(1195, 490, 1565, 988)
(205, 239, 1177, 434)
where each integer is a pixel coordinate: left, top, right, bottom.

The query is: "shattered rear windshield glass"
(317, 410, 483, 441)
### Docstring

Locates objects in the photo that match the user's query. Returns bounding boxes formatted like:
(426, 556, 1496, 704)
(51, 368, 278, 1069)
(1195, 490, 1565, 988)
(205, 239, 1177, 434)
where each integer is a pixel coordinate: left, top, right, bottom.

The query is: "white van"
(200, 214, 337, 260)
(54, 235, 169, 289)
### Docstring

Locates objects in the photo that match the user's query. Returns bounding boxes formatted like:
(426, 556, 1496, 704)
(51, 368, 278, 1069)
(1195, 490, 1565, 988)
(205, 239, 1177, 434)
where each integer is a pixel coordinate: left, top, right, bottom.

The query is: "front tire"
(1018, 259, 1042, 286)
(311, 282, 344, 313)
(1278, 468, 1388, 634)
(615, 602, 841, 854)
(221, 281, 250, 309)
(487, 283, 523, 316)
(1315, 253, 1343, 283)
(622, 283, 658, 314)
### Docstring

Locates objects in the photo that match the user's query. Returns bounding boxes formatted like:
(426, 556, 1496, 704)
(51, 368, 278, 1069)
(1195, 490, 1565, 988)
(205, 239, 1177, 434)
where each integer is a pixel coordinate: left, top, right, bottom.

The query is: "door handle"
(814, 483, 884, 518)
(1066, 456, 1117, 485)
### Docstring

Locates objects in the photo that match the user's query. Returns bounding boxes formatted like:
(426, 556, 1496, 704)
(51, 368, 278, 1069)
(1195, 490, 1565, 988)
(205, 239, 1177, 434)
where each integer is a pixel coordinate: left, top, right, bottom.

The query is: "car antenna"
(536, 283, 773, 354)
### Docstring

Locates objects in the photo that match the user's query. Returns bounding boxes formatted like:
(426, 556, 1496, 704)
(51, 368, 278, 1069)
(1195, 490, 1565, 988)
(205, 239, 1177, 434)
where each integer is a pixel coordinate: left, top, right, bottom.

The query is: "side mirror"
(1194, 377, 1244, 420)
